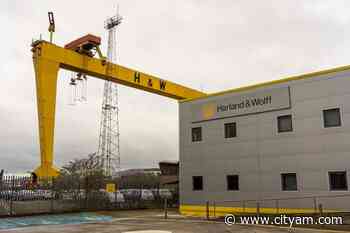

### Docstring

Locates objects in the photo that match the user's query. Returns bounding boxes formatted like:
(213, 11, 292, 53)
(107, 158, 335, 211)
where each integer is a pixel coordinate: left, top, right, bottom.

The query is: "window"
(329, 171, 348, 191)
(192, 127, 202, 142)
(323, 108, 341, 128)
(227, 175, 239, 191)
(281, 173, 297, 191)
(225, 122, 237, 138)
(192, 176, 203, 191)
(277, 115, 293, 133)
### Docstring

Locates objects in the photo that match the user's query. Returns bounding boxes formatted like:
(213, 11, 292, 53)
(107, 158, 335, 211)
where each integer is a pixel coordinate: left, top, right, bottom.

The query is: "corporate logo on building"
(202, 103, 216, 120)
(217, 96, 272, 113)
(196, 87, 291, 122)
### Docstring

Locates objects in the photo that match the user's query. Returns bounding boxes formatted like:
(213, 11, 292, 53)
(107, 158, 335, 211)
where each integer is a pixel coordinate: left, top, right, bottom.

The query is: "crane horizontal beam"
(31, 40, 206, 178)
(33, 41, 206, 100)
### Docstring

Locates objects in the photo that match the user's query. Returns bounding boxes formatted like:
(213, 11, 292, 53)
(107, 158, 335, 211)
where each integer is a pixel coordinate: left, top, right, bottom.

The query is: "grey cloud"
(1, 0, 350, 172)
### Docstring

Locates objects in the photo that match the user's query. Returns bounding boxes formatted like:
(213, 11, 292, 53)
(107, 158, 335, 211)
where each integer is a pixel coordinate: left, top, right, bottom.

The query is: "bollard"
(256, 202, 260, 217)
(164, 198, 168, 219)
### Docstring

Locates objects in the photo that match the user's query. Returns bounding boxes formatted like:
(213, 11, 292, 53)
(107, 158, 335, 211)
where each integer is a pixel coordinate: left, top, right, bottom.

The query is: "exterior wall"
(159, 162, 179, 176)
(179, 70, 350, 212)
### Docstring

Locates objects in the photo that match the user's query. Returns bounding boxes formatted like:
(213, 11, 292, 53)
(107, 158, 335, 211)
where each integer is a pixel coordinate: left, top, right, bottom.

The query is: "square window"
(225, 122, 237, 138)
(329, 171, 348, 191)
(227, 175, 239, 191)
(323, 108, 341, 128)
(192, 127, 202, 142)
(278, 115, 293, 133)
(192, 176, 203, 191)
(281, 173, 297, 191)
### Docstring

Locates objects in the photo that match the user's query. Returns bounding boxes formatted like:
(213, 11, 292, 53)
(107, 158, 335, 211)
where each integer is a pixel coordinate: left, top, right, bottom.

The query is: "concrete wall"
(179, 70, 350, 211)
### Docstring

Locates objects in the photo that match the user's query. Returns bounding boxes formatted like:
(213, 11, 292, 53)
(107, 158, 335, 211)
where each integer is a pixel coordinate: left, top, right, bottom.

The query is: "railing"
(205, 194, 350, 219)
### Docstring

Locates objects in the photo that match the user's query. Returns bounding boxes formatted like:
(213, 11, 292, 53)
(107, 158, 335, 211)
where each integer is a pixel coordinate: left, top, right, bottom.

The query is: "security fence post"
(313, 197, 317, 214)
(10, 176, 14, 216)
(164, 198, 168, 219)
(213, 201, 216, 218)
(50, 179, 54, 214)
(242, 200, 246, 213)
(85, 175, 88, 210)
(206, 201, 209, 220)
(115, 191, 117, 209)
(318, 203, 323, 216)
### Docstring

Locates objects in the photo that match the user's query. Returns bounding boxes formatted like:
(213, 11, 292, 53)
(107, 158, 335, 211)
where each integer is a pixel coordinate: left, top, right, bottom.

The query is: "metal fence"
(202, 194, 350, 218)
(0, 176, 176, 217)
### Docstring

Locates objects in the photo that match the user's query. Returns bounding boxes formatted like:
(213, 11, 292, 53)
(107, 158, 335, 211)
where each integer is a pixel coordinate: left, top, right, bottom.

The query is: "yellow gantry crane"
(31, 33, 206, 178)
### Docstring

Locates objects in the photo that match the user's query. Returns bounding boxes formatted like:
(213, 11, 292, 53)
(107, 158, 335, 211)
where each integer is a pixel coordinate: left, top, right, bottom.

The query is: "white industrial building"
(179, 66, 350, 216)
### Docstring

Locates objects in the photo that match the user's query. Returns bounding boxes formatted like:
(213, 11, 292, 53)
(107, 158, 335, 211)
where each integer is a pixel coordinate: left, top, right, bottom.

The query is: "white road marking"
(123, 231, 172, 233)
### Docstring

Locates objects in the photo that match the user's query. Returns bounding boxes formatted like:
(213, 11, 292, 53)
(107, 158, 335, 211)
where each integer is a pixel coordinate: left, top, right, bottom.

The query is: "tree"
(53, 153, 109, 198)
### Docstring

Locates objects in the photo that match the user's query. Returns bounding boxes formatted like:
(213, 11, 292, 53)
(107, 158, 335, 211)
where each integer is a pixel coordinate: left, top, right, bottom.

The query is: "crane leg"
(33, 53, 60, 179)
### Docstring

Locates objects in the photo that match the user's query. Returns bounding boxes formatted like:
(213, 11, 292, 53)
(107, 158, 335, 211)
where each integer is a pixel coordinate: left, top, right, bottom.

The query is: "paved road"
(0, 212, 349, 233)
(0, 212, 112, 230)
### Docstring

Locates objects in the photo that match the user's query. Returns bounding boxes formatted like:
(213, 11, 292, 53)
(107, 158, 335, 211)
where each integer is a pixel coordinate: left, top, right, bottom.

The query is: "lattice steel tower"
(97, 12, 122, 176)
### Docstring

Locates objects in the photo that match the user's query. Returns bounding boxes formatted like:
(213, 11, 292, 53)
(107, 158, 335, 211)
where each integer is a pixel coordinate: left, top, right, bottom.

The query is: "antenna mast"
(97, 9, 122, 176)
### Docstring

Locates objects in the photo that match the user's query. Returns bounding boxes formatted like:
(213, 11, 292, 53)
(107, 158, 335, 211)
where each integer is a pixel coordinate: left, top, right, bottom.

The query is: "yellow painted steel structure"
(31, 40, 206, 178)
(179, 205, 340, 217)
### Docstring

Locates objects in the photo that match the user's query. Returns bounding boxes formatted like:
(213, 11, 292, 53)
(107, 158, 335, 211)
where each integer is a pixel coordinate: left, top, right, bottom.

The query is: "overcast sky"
(1, 0, 350, 173)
